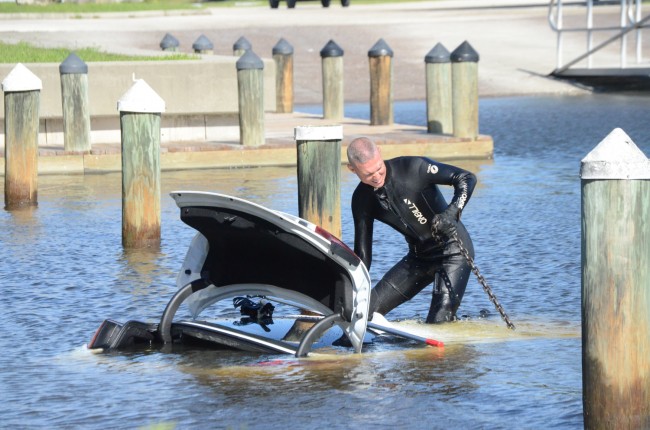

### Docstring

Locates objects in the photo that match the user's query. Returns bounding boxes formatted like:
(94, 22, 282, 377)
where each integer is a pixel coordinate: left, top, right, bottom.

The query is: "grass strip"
(0, 41, 197, 63)
(0, 0, 206, 14)
(0, 0, 427, 15)
(0, 0, 262, 14)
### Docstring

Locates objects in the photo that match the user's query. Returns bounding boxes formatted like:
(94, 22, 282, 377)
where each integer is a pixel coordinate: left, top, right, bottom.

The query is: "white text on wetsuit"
(404, 199, 428, 224)
(456, 182, 469, 209)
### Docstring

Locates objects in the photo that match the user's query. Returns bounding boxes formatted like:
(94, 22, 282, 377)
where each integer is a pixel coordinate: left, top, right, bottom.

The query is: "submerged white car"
(89, 191, 371, 356)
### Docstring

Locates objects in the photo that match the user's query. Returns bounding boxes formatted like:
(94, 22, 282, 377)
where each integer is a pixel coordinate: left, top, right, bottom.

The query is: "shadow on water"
(1, 93, 649, 429)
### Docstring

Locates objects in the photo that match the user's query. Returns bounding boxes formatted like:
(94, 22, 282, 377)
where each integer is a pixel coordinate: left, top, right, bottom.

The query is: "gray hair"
(347, 137, 379, 165)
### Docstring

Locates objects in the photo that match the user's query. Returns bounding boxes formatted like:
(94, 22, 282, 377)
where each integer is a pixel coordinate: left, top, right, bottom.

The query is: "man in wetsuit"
(346, 137, 476, 323)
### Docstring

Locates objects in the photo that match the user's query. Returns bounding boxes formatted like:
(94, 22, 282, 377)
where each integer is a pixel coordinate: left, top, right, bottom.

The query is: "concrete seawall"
(0, 56, 276, 146)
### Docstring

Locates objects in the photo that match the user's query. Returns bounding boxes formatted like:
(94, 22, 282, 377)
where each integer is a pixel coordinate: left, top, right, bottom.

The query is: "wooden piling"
(368, 39, 393, 126)
(451, 41, 479, 139)
(273, 38, 294, 114)
(320, 40, 344, 121)
(291, 124, 343, 335)
(159, 33, 180, 52)
(295, 125, 343, 238)
(192, 34, 214, 55)
(233, 36, 251, 57)
(580, 128, 650, 429)
(59, 52, 91, 153)
(117, 79, 165, 248)
(425, 43, 452, 134)
(2, 63, 41, 210)
(236, 50, 265, 147)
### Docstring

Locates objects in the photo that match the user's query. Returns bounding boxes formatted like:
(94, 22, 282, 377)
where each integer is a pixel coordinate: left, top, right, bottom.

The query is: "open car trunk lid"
(170, 191, 371, 353)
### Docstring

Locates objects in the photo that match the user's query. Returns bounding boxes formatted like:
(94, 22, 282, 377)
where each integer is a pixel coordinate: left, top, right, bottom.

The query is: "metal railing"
(548, 0, 650, 73)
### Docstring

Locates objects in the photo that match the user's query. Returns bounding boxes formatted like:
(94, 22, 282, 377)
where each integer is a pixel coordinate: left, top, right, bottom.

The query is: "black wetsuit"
(351, 156, 477, 323)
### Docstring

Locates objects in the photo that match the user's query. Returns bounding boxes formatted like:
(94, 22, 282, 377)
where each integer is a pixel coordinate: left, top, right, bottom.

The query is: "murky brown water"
(2, 94, 649, 429)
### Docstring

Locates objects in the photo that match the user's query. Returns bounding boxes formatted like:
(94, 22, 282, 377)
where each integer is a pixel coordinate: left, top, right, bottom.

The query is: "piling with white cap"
(117, 78, 165, 248)
(294, 125, 343, 238)
(291, 124, 343, 339)
(2, 63, 41, 209)
(580, 127, 650, 429)
(59, 52, 91, 153)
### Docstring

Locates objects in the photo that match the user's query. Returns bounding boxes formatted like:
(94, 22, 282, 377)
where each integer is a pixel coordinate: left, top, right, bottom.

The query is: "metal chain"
(452, 232, 516, 330)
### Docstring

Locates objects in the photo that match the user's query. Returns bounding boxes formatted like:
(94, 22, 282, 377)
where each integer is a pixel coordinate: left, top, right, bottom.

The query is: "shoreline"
(0, 0, 611, 174)
(0, 0, 592, 103)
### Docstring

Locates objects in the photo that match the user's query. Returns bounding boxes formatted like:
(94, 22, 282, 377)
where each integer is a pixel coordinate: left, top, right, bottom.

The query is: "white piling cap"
(117, 76, 165, 113)
(580, 128, 650, 180)
(294, 125, 343, 141)
(1, 63, 42, 92)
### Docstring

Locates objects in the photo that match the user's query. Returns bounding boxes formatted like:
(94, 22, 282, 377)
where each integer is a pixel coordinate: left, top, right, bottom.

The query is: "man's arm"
(421, 158, 477, 238)
(448, 169, 477, 213)
(351, 187, 374, 269)
(421, 157, 476, 214)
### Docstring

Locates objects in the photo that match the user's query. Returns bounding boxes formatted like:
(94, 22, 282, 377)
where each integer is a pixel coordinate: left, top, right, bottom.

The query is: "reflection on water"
(2, 94, 649, 429)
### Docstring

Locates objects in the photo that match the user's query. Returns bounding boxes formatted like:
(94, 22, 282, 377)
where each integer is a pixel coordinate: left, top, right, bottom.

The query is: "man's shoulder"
(351, 183, 375, 215)
(387, 156, 431, 169)
(352, 181, 373, 197)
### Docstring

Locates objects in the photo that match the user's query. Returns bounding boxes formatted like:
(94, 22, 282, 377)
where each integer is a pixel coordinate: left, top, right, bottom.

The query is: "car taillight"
(314, 226, 361, 267)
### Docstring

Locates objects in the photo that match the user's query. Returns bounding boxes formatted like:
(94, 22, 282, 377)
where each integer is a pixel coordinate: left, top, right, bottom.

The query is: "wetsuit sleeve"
(351, 186, 374, 270)
(448, 169, 476, 213)
(423, 158, 477, 213)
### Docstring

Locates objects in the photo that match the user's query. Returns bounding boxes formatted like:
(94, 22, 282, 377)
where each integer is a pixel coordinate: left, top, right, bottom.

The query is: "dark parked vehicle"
(270, 0, 350, 8)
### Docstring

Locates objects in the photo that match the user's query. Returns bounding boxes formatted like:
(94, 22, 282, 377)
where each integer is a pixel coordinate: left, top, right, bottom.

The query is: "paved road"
(1, 0, 604, 103)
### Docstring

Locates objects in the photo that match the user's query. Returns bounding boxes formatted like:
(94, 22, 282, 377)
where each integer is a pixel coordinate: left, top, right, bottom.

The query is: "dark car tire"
(321, 0, 331, 6)
(269, 0, 279, 8)
(287, 0, 296, 8)
(341, 0, 350, 5)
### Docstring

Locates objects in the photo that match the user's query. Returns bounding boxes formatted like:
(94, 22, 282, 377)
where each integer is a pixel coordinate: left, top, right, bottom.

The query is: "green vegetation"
(0, 41, 197, 63)
(0, 0, 426, 15)
(0, 0, 261, 14)
(0, 0, 207, 14)
(0, 0, 427, 63)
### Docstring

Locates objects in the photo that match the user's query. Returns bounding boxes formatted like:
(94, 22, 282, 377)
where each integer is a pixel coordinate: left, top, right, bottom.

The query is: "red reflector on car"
(314, 226, 361, 267)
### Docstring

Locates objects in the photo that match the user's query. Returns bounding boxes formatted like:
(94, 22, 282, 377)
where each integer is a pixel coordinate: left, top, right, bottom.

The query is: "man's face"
(348, 151, 386, 188)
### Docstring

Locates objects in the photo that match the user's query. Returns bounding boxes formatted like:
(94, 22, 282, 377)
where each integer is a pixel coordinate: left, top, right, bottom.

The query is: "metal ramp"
(548, 0, 650, 90)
